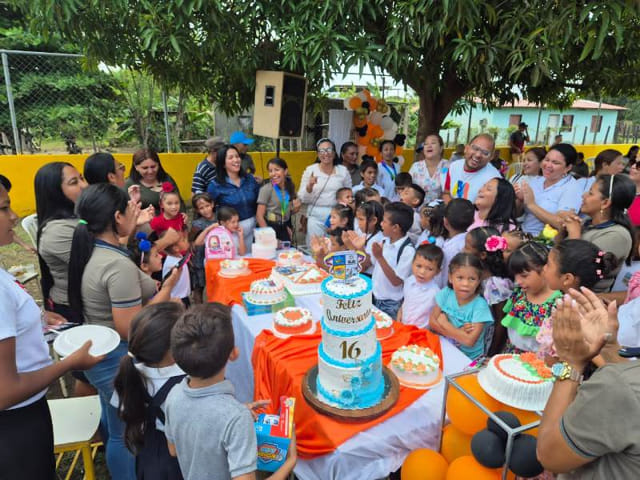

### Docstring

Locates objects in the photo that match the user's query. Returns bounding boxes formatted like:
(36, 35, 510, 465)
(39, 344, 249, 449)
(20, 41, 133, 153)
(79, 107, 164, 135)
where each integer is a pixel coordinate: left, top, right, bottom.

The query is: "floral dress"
(409, 159, 449, 204)
(501, 287, 561, 355)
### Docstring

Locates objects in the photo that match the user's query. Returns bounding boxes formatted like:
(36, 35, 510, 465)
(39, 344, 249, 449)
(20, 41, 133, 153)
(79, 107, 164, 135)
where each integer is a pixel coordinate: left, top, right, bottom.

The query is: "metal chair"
(49, 395, 102, 480)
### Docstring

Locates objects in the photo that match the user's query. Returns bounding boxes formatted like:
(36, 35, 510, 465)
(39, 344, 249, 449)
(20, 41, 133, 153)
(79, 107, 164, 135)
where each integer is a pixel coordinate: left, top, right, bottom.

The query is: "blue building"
(441, 98, 625, 146)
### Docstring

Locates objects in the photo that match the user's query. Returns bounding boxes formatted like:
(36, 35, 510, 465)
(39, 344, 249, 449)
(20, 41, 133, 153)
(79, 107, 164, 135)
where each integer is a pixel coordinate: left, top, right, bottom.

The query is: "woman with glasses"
(515, 143, 582, 236)
(298, 138, 352, 246)
(84, 152, 127, 187)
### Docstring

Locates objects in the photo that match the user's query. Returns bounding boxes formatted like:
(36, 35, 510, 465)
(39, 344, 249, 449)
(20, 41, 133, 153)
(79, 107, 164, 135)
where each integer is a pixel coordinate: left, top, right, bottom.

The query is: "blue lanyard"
(273, 183, 290, 220)
(381, 162, 396, 180)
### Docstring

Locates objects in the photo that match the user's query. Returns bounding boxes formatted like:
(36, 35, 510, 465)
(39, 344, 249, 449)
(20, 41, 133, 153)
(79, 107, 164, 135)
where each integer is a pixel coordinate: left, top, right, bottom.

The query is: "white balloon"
(380, 116, 396, 131)
(369, 111, 384, 126)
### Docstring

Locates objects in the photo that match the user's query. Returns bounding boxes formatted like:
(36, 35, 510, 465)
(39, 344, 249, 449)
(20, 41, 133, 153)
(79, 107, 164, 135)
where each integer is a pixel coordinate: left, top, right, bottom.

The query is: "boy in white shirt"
(371, 202, 416, 319)
(398, 244, 443, 328)
(399, 183, 426, 244)
(438, 198, 475, 287)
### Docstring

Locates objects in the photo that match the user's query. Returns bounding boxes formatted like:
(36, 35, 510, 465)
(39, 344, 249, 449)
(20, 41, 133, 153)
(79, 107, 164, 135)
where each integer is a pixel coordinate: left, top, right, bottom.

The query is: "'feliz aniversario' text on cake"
(389, 345, 440, 387)
(478, 352, 554, 411)
(316, 274, 384, 409)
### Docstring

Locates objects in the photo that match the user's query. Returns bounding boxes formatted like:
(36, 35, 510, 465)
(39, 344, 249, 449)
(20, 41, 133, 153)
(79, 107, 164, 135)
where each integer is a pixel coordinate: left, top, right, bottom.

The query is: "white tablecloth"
(226, 294, 470, 480)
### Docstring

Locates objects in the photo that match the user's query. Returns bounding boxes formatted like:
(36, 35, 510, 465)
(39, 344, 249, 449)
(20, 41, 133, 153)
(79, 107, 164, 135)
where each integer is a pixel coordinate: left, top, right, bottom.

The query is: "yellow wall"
(1, 143, 635, 217)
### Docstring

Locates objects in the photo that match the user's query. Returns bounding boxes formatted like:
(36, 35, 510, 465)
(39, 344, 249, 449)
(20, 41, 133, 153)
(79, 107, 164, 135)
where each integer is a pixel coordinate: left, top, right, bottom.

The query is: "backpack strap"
(148, 374, 185, 425)
(396, 237, 414, 264)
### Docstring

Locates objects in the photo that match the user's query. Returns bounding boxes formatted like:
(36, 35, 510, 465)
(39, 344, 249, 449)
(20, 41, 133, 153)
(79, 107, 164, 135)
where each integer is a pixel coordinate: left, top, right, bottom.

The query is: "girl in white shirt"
(114, 302, 185, 479)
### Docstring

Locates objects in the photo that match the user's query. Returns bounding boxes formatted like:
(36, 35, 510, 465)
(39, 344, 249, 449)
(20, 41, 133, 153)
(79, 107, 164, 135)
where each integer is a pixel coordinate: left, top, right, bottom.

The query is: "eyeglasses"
(318, 148, 334, 154)
(470, 144, 491, 157)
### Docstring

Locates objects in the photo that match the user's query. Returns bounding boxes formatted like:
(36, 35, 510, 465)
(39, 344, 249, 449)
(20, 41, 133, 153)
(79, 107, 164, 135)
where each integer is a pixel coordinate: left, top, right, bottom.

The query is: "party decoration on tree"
(487, 411, 521, 443)
(508, 434, 544, 478)
(445, 374, 501, 435)
(343, 89, 401, 161)
(445, 456, 501, 480)
(401, 448, 448, 480)
(471, 429, 506, 468)
(440, 424, 472, 463)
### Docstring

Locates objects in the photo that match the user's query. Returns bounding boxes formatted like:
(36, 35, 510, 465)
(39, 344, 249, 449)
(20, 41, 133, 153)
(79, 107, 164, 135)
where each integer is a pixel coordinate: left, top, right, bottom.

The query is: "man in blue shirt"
(191, 136, 224, 194)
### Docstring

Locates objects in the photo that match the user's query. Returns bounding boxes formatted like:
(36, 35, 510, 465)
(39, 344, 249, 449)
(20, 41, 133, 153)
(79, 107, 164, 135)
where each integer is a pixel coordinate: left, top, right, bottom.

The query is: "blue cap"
(415, 142, 424, 152)
(230, 131, 254, 145)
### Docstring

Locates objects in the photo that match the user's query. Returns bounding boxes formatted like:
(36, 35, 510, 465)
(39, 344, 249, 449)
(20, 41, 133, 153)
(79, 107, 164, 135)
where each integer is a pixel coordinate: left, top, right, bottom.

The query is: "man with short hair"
(552, 134, 563, 146)
(442, 133, 500, 203)
(449, 144, 465, 163)
(230, 131, 257, 177)
(191, 136, 224, 194)
(509, 121, 530, 163)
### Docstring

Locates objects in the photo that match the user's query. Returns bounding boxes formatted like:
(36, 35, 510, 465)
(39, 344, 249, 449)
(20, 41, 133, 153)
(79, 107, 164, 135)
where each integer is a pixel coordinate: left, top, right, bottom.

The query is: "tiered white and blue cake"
(316, 274, 385, 409)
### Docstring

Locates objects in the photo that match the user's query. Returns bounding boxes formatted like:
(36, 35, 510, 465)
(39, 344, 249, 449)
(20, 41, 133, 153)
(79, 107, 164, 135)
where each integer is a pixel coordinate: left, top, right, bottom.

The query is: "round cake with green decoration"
(389, 344, 440, 388)
(478, 352, 554, 411)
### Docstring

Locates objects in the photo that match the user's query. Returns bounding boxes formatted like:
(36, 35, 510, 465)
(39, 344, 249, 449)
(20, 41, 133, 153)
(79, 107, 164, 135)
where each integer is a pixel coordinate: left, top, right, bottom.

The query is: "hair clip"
(135, 231, 148, 241)
(485, 235, 508, 252)
(596, 269, 603, 279)
(420, 236, 436, 246)
(598, 250, 605, 257)
(78, 219, 87, 225)
(161, 182, 174, 193)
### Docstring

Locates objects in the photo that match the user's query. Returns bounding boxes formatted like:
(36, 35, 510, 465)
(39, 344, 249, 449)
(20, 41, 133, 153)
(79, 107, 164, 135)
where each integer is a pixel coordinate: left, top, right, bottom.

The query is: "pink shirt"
(467, 210, 516, 232)
(629, 195, 640, 227)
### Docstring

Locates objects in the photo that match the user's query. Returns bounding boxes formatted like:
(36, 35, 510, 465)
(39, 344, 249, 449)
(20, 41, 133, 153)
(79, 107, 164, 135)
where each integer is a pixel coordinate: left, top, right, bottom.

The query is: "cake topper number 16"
(324, 250, 366, 283)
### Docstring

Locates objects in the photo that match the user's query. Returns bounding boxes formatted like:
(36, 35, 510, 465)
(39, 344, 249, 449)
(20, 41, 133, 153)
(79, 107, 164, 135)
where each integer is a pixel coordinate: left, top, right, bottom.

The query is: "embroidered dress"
(501, 287, 561, 354)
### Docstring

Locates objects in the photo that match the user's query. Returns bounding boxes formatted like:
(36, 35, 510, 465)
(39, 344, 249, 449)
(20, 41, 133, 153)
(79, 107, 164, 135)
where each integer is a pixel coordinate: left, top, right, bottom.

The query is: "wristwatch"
(551, 362, 583, 383)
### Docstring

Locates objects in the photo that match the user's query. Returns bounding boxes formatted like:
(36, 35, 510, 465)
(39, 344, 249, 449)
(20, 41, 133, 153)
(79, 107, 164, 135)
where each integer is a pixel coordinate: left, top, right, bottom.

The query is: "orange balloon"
(348, 97, 362, 110)
(369, 124, 384, 139)
(446, 456, 501, 480)
(440, 424, 472, 463)
(445, 374, 502, 436)
(496, 404, 541, 436)
(401, 449, 448, 480)
(365, 144, 379, 158)
(354, 116, 367, 128)
(368, 97, 378, 111)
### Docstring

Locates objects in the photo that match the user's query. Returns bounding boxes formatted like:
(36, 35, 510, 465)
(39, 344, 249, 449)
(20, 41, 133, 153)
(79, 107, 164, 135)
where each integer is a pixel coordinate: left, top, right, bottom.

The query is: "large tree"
(20, 1, 640, 140)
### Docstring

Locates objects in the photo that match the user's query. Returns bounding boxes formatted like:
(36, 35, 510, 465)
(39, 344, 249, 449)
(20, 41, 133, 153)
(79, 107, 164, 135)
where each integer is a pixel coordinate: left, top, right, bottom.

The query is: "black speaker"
(254, 71, 307, 139)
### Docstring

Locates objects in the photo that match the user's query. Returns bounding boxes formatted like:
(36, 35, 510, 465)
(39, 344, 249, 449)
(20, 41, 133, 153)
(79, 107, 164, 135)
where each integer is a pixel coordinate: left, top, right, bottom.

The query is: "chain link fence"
(0, 49, 188, 155)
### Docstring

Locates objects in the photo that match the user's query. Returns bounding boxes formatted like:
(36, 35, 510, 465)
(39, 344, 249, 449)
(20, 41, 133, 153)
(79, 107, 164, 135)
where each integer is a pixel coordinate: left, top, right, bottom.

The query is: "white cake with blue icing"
(316, 274, 385, 409)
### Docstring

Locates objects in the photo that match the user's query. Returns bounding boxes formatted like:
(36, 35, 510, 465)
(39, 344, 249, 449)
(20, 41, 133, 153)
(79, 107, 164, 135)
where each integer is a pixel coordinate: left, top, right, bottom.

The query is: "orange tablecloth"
(252, 321, 443, 458)
(205, 258, 275, 305)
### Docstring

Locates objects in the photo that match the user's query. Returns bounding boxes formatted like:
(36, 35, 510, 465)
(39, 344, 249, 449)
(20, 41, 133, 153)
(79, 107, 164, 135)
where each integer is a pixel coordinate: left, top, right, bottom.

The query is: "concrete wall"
(0, 143, 635, 216)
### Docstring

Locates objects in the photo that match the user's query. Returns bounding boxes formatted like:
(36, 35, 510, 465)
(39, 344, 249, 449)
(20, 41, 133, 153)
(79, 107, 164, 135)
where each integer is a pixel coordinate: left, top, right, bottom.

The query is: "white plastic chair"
(49, 395, 102, 480)
(21, 213, 38, 249)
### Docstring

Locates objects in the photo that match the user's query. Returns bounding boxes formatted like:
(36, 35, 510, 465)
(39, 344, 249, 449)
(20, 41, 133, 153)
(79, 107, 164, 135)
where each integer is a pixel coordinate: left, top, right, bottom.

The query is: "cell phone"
(618, 346, 640, 358)
(162, 253, 191, 282)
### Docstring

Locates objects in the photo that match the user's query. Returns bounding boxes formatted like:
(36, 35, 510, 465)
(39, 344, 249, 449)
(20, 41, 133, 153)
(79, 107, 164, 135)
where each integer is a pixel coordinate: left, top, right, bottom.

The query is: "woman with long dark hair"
(256, 157, 301, 242)
(84, 152, 126, 187)
(207, 144, 261, 249)
(469, 177, 518, 232)
(67, 183, 179, 480)
(35, 162, 88, 323)
(125, 148, 184, 211)
(0, 174, 100, 479)
(563, 174, 635, 291)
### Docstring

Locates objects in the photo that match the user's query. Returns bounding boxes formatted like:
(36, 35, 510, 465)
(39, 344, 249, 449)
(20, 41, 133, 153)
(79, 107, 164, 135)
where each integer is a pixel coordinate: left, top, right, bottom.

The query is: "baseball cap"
(415, 142, 424, 153)
(230, 131, 255, 145)
(518, 122, 528, 128)
(204, 136, 225, 152)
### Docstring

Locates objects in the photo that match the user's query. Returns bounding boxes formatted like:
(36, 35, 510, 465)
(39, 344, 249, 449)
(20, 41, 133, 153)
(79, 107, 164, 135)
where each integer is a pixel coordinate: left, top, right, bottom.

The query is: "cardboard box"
(255, 396, 295, 472)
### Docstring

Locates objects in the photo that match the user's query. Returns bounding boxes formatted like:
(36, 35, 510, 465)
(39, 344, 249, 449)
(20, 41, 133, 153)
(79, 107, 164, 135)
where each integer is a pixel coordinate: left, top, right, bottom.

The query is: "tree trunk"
(411, 70, 470, 146)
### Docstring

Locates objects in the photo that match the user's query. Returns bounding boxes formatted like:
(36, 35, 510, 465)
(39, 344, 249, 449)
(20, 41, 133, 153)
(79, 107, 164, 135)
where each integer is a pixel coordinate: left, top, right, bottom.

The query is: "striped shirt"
(191, 158, 217, 194)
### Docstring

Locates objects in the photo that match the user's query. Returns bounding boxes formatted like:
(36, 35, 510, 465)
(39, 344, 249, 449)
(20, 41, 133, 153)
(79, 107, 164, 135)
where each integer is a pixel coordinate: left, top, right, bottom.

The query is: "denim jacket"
(207, 174, 260, 220)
